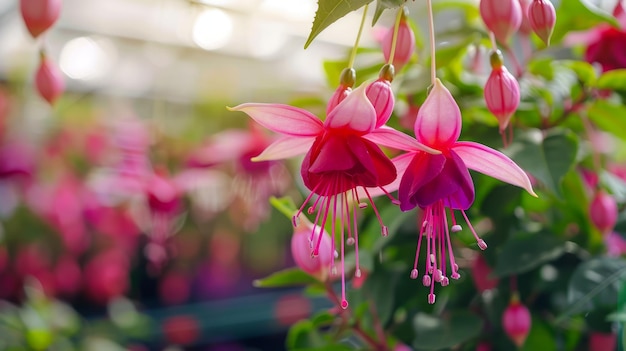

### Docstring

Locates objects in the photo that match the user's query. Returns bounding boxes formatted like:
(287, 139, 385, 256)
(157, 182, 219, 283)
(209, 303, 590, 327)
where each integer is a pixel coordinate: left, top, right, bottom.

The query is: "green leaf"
(587, 100, 626, 142)
(558, 60, 597, 85)
(412, 311, 483, 350)
(253, 267, 319, 288)
(372, 0, 404, 25)
(507, 129, 579, 197)
(520, 317, 557, 351)
(551, 0, 617, 45)
(596, 69, 626, 91)
(528, 57, 555, 80)
(305, 0, 374, 49)
(286, 320, 317, 349)
(562, 257, 626, 318)
(493, 233, 567, 277)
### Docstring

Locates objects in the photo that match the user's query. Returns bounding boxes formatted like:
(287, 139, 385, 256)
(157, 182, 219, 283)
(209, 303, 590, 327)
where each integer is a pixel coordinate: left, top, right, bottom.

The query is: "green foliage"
(412, 311, 484, 350)
(493, 233, 569, 277)
(551, 0, 617, 45)
(305, 0, 374, 49)
(254, 267, 321, 288)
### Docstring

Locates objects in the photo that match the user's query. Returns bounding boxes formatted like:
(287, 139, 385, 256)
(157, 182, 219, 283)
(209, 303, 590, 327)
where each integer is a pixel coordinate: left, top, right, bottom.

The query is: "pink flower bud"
(484, 52, 520, 134)
(20, 0, 62, 38)
(518, 0, 533, 34)
(291, 218, 333, 280)
(327, 68, 355, 114)
(382, 10, 415, 70)
(528, 0, 556, 45)
(35, 53, 64, 105)
(480, 0, 523, 43)
(471, 254, 499, 292)
(589, 190, 618, 235)
(366, 78, 394, 128)
(589, 332, 617, 351)
(502, 298, 531, 347)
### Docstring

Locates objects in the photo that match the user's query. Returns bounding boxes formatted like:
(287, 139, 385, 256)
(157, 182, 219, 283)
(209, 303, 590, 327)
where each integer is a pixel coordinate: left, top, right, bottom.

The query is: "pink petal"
(358, 152, 416, 200)
(364, 126, 440, 154)
(228, 103, 323, 136)
(414, 78, 462, 149)
(452, 141, 537, 196)
(325, 82, 376, 133)
(251, 135, 315, 161)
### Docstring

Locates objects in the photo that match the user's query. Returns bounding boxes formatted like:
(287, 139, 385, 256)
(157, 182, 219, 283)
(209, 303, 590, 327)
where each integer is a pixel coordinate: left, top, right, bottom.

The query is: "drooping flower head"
(36, 51, 64, 105)
(480, 0, 523, 44)
(484, 50, 520, 146)
(369, 79, 535, 303)
(527, 0, 556, 46)
(230, 82, 437, 308)
(381, 7, 415, 70)
(502, 295, 532, 347)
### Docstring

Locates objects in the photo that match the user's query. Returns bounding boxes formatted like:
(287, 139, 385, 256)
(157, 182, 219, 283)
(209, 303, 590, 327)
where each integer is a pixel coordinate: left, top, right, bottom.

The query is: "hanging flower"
(369, 79, 535, 304)
(381, 8, 415, 70)
(20, 0, 62, 39)
(527, 0, 556, 46)
(229, 82, 437, 308)
(484, 50, 520, 145)
(480, 0, 523, 44)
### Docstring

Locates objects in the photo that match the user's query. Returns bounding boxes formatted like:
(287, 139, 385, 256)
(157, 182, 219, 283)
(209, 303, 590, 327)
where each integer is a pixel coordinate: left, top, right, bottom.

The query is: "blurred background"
(0, 0, 397, 349)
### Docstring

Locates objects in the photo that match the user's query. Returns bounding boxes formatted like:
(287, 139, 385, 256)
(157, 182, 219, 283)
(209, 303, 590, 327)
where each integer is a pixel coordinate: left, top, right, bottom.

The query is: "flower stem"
(387, 6, 405, 66)
(426, 0, 436, 84)
(489, 31, 498, 51)
(348, 4, 369, 69)
(269, 196, 297, 219)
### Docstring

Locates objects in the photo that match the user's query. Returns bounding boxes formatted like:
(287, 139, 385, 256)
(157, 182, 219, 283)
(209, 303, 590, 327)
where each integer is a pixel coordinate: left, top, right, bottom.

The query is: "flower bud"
(480, 0, 523, 44)
(484, 52, 520, 134)
(528, 0, 556, 46)
(366, 65, 395, 128)
(326, 68, 355, 114)
(291, 218, 333, 280)
(382, 8, 415, 70)
(502, 297, 531, 347)
(20, 0, 62, 38)
(589, 190, 618, 235)
(518, 0, 533, 34)
(35, 53, 64, 105)
(589, 332, 617, 351)
(471, 254, 499, 292)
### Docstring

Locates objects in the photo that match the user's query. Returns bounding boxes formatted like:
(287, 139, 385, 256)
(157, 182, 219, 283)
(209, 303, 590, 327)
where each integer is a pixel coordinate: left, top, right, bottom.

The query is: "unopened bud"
(484, 64, 520, 134)
(20, 0, 62, 39)
(528, 0, 556, 46)
(589, 190, 618, 235)
(35, 53, 64, 105)
(502, 298, 531, 347)
(480, 0, 523, 43)
(381, 9, 415, 70)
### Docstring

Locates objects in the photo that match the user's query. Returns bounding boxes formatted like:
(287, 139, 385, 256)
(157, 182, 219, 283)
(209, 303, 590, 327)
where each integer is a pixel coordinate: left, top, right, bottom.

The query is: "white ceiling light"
(192, 8, 233, 51)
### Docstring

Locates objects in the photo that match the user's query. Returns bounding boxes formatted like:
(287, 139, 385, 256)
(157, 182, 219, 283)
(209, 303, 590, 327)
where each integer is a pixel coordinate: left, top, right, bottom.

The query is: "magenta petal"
(228, 103, 323, 136)
(413, 152, 474, 210)
(414, 79, 462, 149)
(325, 82, 376, 134)
(399, 152, 446, 211)
(452, 141, 537, 196)
(308, 135, 357, 173)
(252, 136, 315, 161)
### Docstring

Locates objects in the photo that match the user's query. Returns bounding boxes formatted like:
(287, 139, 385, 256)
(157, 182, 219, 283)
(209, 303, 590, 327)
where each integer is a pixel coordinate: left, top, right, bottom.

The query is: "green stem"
(348, 4, 369, 69)
(269, 196, 297, 220)
(387, 6, 404, 66)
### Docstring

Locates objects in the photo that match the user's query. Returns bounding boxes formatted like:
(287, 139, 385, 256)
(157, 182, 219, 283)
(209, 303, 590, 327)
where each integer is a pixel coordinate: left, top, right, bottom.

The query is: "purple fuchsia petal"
(414, 79, 462, 149)
(325, 83, 376, 134)
(413, 152, 474, 210)
(398, 152, 446, 211)
(452, 141, 537, 196)
(228, 103, 323, 136)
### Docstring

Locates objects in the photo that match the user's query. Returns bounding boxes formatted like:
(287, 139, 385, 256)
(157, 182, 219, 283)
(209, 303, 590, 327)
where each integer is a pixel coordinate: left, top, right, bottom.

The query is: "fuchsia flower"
(381, 8, 415, 70)
(484, 50, 520, 145)
(35, 52, 64, 105)
(20, 0, 62, 39)
(527, 0, 556, 45)
(589, 190, 618, 235)
(291, 216, 333, 281)
(502, 297, 532, 347)
(230, 82, 437, 308)
(480, 0, 523, 44)
(370, 79, 535, 304)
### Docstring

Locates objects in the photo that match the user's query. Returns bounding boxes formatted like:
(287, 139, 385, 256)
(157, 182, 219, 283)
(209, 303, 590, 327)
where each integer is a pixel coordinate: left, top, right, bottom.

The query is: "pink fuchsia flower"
(605, 232, 626, 257)
(484, 50, 520, 146)
(186, 124, 291, 231)
(471, 254, 499, 292)
(589, 190, 618, 236)
(369, 79, 535, 304)
(480, 0, 523, 44)
(527, 0, 556, 45)
(589, 332, 617, 351)
(291, 216, 333, 281)
(381, 8, 415, 71)
(35, 52, 64, 105)
(230, 82, 437, 308)
(20, 0, 62, 39)
(502, 296, 531, 347)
